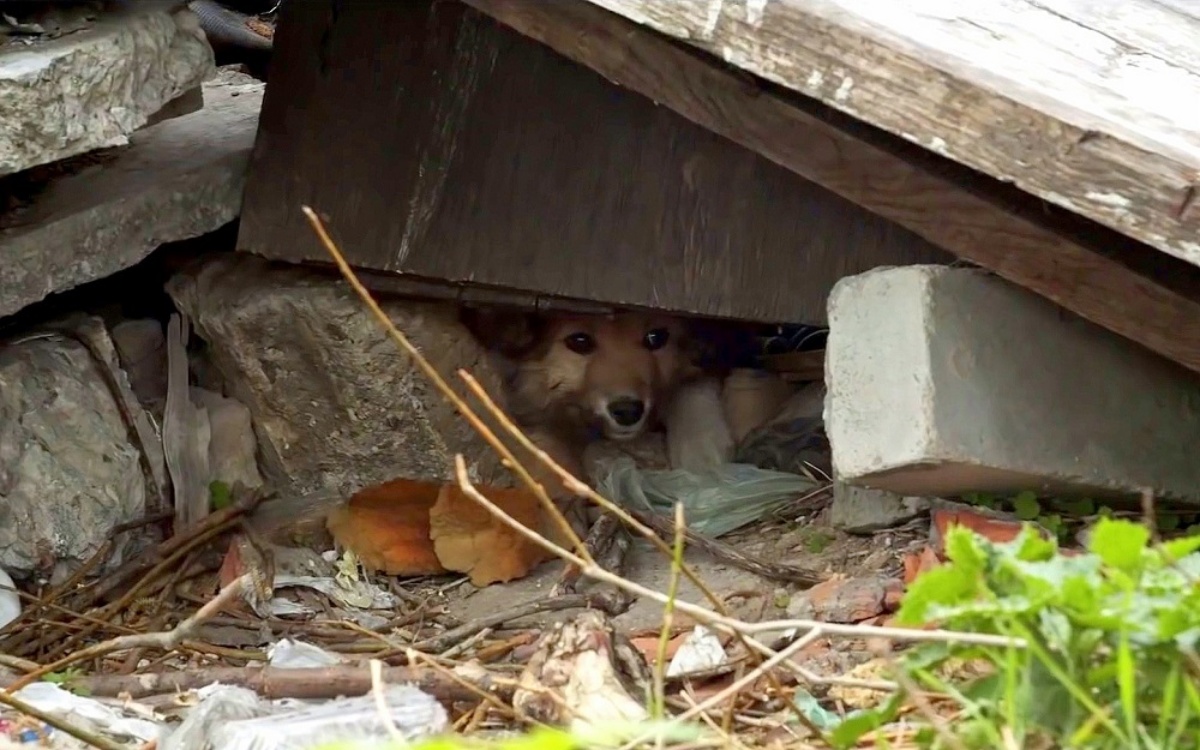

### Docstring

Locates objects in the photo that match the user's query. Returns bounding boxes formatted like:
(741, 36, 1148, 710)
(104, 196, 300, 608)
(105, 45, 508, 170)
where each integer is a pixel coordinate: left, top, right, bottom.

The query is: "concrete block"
(166, 253, 513, 499)
(0, 6, 214, 176)
(826, 265, 1200, 504)
(0, 70, 262, 319)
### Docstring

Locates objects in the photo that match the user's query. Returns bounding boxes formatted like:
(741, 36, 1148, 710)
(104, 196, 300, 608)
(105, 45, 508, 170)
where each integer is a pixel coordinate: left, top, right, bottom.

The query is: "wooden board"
(235, 0, 950, 325)
(459, 0, 1200, 377)
(580, 0, 1200, 270)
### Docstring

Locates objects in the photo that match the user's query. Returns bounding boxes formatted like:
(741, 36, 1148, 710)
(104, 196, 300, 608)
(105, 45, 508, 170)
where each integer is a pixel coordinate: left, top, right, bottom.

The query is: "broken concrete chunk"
(0, 7, 213, 176)
(0, 329, 149, 582)
(166, 254, 511, 499)
(190, 387, 263, 495)
(111, 319, 169, 412)
(826, 265, 1200, 504)
(828, 480, 930, 534)
(0, 70, 263, 319)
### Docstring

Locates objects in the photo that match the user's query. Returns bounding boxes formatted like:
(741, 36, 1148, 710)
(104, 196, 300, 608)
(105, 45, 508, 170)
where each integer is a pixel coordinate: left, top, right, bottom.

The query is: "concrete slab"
(0, 6, 214, 176)
(826, 265, 1200, 504)
(0, 70, 262, 319)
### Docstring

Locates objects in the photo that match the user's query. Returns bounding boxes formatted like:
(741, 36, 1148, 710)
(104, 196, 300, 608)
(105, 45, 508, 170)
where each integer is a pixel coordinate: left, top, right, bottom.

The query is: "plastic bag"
(595, 456, 819, 537)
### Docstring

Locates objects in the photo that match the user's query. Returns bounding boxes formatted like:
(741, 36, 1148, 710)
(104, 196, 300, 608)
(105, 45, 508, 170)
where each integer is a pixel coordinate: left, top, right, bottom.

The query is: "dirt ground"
(441, 504, 923, 635)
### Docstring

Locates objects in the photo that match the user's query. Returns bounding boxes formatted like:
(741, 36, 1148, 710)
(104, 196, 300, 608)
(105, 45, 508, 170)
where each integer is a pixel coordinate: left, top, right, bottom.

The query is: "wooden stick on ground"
(7, 575, 250, 692)
(8, 663, 516, 704)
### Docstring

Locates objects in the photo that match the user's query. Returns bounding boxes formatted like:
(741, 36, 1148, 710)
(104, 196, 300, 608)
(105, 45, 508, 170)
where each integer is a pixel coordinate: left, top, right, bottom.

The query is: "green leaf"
(1053, 497, 1096, 517)
(793, 689, 860, 731)
(1158, 513, 1182, 531)
(966, 491, 998, 509)
(828, 693, 902, 749)
(209, 479, 233, 510)
(1161, 534, 1200, 562)
(895, 563, 978, 625)
(1012, 491, 1041, 520)
(1088, 517, 1150, 573)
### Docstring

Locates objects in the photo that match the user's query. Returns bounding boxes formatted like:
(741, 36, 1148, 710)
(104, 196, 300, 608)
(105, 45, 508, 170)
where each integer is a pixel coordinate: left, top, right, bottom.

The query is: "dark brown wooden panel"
(237, 0, 949, 325)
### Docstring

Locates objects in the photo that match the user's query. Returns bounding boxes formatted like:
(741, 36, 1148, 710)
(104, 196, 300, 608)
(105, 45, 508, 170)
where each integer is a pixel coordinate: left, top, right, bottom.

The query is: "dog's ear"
(459, 306, 543, 359)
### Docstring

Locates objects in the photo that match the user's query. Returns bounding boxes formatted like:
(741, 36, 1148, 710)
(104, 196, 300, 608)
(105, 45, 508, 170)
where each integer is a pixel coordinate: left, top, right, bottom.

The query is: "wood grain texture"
(461, 0, 1200, 376)
(581, 0, 1200, 268)
(235, 0, 949, 325)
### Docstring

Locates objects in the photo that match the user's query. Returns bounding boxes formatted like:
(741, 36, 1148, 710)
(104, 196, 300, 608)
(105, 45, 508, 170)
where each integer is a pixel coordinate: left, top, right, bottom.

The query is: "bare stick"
(651, 503, 687, 719)
(397, 591, 628, 656)
(452, 456, 1022, 649)
(300, 205, 590, 562)
(6, 664, 512, 704)
(8, 576, 249, 691)
(299, 207, 806, 716)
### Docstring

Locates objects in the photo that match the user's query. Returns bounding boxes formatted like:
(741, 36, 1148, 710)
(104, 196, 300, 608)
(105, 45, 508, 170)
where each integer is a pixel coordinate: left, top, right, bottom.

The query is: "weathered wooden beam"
(462, 0, 1200, 376)
(237, 0, 950, 325)
(575, 0, 1200, 271)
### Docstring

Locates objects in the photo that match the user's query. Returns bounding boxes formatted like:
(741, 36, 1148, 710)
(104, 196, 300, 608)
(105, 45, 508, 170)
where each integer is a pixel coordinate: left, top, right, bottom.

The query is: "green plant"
(42, 666, 90, 696)
(209, 479, 232, 510)
(840, 518, 1200, 749)
(800, 528, 833, 554)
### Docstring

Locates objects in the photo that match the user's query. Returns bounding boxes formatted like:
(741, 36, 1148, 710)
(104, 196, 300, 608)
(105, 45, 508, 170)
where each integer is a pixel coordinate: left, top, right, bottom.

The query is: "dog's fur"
(461, 306, 704, 531)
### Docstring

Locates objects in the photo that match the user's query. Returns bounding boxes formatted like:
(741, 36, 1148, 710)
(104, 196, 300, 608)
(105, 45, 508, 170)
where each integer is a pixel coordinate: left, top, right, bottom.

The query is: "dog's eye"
(643, 328, 670, 350)
(563, 332, 596, 355)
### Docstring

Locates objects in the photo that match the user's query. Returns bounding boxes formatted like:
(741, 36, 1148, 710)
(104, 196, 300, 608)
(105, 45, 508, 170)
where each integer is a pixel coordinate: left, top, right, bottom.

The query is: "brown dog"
(461, 306, 701, 535)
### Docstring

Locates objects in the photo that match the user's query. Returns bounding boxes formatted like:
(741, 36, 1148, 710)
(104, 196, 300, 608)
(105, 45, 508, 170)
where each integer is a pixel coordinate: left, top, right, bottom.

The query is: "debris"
(190, 387, 264, 498)
(164, 313, 211, 532)
(829, 481, 930, 534)
(514, 611, 650, 735)
(785, 575, 903, 624)
(665, 625, 728, 677)
(271, 574, 397, 612)
(209, 684, 448, 750)
(596, 456, 819, 537)
(430, 482, 557, 586)
(326, 477, 556, 586)
(930, 501, 1049, 553)
(266, 639, 342, 669)
(902, 546, 942, 584)
(29, 664, 508, 704)
(324, 479, 444, 578)
(9, 681, 163, 746)
(0, 567, 19, 630)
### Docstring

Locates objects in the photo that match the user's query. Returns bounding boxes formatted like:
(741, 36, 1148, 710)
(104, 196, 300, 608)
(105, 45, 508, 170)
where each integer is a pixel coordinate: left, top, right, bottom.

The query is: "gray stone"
(0, 6, 214, 176)
(826, 265, 1200, 504)
(0, 324, 151, 582)
(165, 254, 513, 499)
(111, 319, 169, 412)
(829, 480, 930, 534)
(190, 387, 263, 494)
(0, 69, 262, 319)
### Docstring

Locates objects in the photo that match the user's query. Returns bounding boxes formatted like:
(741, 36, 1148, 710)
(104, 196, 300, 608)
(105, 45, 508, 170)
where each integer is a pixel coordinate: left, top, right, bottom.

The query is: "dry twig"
(2, 663, 511, 704)
(8, 575, 251, 691)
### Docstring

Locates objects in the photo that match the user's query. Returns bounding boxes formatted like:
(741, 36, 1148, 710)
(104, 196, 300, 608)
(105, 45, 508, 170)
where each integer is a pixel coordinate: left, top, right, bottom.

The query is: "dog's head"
(462, 306, 699, 440)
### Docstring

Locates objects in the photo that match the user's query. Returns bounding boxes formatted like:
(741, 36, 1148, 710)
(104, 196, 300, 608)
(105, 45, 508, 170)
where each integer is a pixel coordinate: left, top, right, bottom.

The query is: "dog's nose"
(607, 398, 646, 427)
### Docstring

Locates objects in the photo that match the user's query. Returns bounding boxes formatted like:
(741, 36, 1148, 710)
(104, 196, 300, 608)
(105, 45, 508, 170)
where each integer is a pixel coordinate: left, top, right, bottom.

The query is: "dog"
(461, 306, 704, 537)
